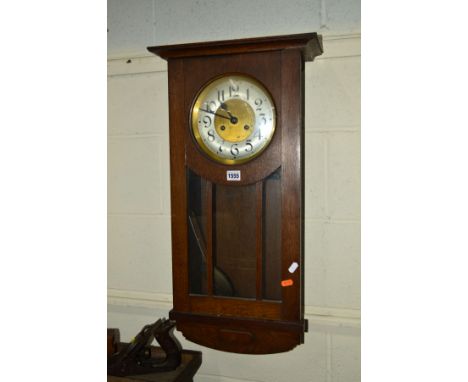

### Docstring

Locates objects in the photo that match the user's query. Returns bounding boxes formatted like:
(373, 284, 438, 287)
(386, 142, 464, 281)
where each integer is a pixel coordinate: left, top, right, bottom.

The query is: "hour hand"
(220, 103, 238, 124)
(220, 102, 233, 117)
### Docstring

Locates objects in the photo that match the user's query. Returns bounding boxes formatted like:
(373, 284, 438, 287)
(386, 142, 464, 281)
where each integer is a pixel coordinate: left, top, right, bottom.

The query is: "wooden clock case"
(148, 33, 323, 354)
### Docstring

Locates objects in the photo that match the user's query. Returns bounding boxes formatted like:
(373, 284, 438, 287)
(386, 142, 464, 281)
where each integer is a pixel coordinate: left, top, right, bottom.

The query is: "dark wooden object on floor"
(107, 328, 202, 382)
(108, 346, 202, 382)
(108, 320, 182, 376)
(147, 33, 323, 354)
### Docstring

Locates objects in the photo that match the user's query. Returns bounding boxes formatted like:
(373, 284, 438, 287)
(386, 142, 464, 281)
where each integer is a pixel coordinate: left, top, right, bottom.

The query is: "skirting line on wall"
(108, 288, 360, 329)
(107, 33, 360, 77)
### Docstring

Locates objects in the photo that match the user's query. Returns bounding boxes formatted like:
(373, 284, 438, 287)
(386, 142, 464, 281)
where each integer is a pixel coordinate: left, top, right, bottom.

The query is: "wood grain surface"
(148, 33, 322, 354)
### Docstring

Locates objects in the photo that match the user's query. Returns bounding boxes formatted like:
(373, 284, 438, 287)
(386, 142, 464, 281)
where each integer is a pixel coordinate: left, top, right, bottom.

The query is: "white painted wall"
(108, 1, 360, 381)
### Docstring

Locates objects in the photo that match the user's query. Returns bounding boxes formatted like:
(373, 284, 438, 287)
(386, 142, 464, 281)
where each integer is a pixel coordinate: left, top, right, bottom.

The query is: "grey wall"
(108, 0, 360, 57)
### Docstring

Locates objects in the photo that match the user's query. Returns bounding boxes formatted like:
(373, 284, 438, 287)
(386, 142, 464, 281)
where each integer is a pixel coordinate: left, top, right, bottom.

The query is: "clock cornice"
(148, 32, 323, 62)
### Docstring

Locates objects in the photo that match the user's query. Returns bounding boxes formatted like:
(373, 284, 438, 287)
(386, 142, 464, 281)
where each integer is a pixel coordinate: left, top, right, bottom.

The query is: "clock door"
(187, 167, 282, 301)
(148, 33, 323, 354)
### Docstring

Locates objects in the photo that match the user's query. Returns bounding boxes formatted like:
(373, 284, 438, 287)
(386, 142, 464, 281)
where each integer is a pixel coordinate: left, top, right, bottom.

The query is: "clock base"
(169, 309, 307, 354)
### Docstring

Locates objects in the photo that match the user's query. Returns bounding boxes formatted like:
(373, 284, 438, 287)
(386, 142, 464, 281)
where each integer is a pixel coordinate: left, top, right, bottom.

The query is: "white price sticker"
(226, 170, 241, 181)
(288, 262, 299, 274)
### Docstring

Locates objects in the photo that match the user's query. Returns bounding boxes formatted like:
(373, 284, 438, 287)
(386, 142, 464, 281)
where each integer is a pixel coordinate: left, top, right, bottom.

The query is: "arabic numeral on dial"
(204, 101, 217, 113)
(254, 129, 262, 140)
(230, 144, 239, 157)
(202, 115, 212, 127)
(246, 88, 250, 100)
(245, 142, 253, 152)
(259, 113, 267, 124)
(255, 98, 263, 111)
(207, 129, 216, 142)
(229, 84, 239, 98)
(217, 90, 225, 102)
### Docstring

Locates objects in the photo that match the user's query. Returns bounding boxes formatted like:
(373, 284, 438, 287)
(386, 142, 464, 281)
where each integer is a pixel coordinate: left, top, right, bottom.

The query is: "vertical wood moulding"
(255, 181, 264, 300)
(206, 180, 213, 295)
(300, 53, 306, 321)
(167, 58, 189, 312)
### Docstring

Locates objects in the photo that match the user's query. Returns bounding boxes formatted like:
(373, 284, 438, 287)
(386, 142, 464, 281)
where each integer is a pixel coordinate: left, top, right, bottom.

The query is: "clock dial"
(191, 74, 276, 165)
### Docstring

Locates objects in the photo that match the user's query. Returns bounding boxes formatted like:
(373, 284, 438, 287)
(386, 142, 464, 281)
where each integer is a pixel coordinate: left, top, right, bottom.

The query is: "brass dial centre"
(214, 99, 255, 143)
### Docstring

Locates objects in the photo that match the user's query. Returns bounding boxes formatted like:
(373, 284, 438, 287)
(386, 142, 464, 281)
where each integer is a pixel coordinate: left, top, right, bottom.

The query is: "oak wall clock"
(148, 33, 323, 354)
